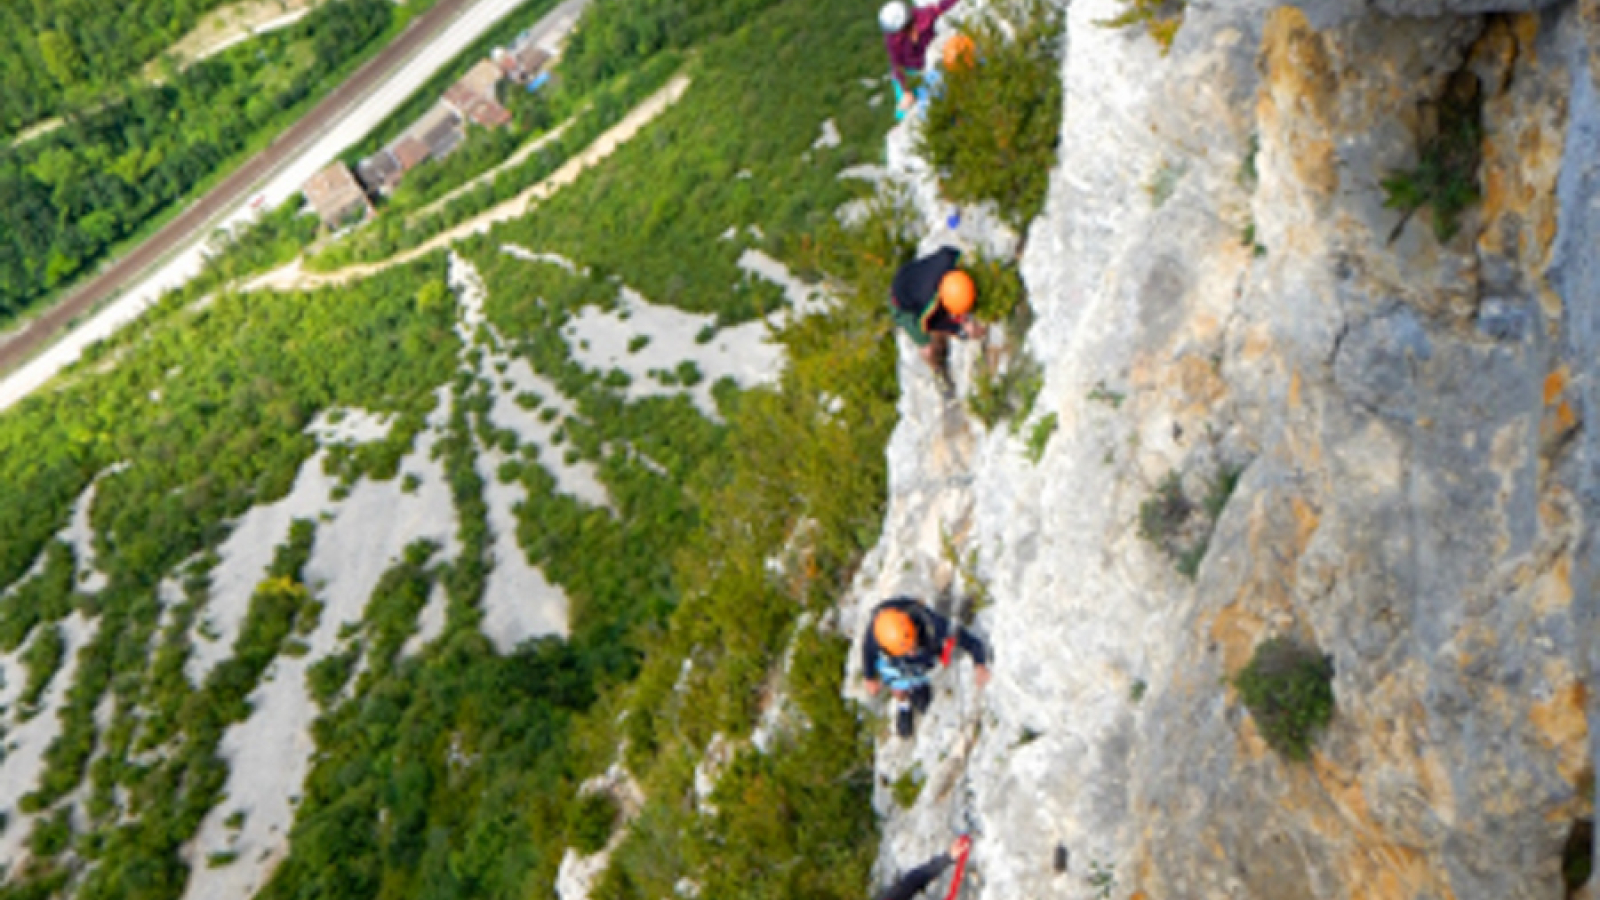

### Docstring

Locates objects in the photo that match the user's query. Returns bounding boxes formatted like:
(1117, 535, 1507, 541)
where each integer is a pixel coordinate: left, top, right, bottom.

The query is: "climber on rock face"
(880, 0, 961, 118)
(862, 596, 990, 738)
(875, 835, 974, 900)
(889, 246, 987, 382)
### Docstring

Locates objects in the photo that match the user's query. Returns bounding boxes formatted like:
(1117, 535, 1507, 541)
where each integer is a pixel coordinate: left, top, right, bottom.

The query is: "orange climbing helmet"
(943, 33, 977, 71)
(939, 269, 976, 317)
(874, 608, 919, 656)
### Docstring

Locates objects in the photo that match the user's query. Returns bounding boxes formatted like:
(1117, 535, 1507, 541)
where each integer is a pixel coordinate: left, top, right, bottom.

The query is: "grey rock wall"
(853, 0, 1597, 897)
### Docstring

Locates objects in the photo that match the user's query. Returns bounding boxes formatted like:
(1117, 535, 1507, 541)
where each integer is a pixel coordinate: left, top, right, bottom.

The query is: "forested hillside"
(0, 0, 902, 895)
(0, 0, 237, 139)
(0, 0, 398, 327)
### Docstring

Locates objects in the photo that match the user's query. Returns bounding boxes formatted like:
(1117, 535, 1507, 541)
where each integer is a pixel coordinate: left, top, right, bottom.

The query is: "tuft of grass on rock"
(890, 767, 925, 810)
(970, 354, 1043, 430)
(1087, 380, 1125, 409)
(1138, 463, 1243, 579)
(1382, 70, 1482, 243)
(1145, 159, 1185, 208)
(1096, 0, 1184, 54)
(1025, 412, 1058, 464)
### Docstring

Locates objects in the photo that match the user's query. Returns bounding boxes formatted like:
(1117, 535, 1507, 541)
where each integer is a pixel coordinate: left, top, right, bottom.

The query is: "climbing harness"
(877, 654, 933, 693)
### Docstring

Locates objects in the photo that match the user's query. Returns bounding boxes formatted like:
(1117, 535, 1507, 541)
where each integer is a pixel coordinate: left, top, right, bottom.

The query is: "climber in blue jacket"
(862, 597, 990, 738)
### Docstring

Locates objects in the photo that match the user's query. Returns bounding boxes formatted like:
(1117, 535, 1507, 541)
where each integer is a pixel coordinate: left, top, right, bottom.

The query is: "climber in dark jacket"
(875, 836, 972, 900)
(862, 597, 990, 737)
(889, 247, 987, 376)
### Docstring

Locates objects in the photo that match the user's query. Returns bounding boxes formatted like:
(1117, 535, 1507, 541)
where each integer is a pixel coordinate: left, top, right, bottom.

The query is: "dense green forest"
(0, 0, 237, 139)
(0, 0, 394, 326)
(0, 0, 903, 894)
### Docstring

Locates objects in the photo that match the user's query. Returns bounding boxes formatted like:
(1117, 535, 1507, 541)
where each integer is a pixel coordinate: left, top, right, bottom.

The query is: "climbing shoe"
(895, 697, 915, 738)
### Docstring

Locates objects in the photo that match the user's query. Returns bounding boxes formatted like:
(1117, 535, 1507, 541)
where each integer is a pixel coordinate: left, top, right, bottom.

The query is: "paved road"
(0, 0, 582, 393)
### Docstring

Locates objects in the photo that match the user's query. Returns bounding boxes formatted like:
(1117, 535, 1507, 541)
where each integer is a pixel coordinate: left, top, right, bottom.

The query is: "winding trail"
(409, 113, 579, 220)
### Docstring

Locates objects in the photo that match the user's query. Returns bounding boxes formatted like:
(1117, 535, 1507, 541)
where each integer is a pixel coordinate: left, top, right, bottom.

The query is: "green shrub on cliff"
(918, 0, 1064, 230)
(1232, 637, 1335, 761)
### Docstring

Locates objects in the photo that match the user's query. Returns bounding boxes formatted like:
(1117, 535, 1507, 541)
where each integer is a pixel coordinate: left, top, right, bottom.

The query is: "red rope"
(944, 835, 972, 900)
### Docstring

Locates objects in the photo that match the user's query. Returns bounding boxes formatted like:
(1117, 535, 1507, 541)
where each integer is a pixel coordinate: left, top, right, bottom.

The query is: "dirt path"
(156, 0, 320, 71)
(408, 114, 578, 221)
(247, 75, 691, 293)
(0, 0, 545, 383)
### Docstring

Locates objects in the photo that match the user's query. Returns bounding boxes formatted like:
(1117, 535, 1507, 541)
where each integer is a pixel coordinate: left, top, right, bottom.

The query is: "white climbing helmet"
(879, 1, 910, 32)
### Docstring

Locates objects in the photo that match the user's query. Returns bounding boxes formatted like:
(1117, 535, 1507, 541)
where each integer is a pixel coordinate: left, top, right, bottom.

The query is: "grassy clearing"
(584, 190, 906, 900)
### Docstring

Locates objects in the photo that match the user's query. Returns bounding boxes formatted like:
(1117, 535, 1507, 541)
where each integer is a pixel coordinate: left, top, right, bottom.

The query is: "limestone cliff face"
(851, 0, 1599, 897)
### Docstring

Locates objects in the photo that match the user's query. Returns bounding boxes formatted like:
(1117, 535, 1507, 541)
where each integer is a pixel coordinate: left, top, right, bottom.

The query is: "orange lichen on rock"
(1211, 600, 1265, 675)
(1260, 8, 1339, 197)
(1290, 496, 1320, 551)
(1534, 555, 1574, 614)
(1476, 12, 1568, 277)
(1299, 756, 1462, 899)
(1530, 680, 1591, 785)
(1544, 369, 1568, 405)
(1555, 401, 1578, 432)
(1169, 354, 1227, 411)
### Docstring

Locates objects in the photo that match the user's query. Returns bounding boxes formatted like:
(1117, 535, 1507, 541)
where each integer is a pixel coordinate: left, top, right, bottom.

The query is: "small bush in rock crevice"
(1382, 69, 1482, 243)
(1137, 463, 1241, 579)
(969, 353, 1042, 430)
(891, 767, 924, 809)
(1025, 412, 1058, 463)
(966, 255, 1025, 326)
(1232, 637, 1335, 761)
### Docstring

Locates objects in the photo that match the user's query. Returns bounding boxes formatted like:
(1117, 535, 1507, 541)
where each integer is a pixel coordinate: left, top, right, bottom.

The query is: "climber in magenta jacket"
(880, 0, 962, 115)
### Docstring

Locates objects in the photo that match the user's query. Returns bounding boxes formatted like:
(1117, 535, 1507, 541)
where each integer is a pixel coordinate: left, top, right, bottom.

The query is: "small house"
(302, 162, 372, 229)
